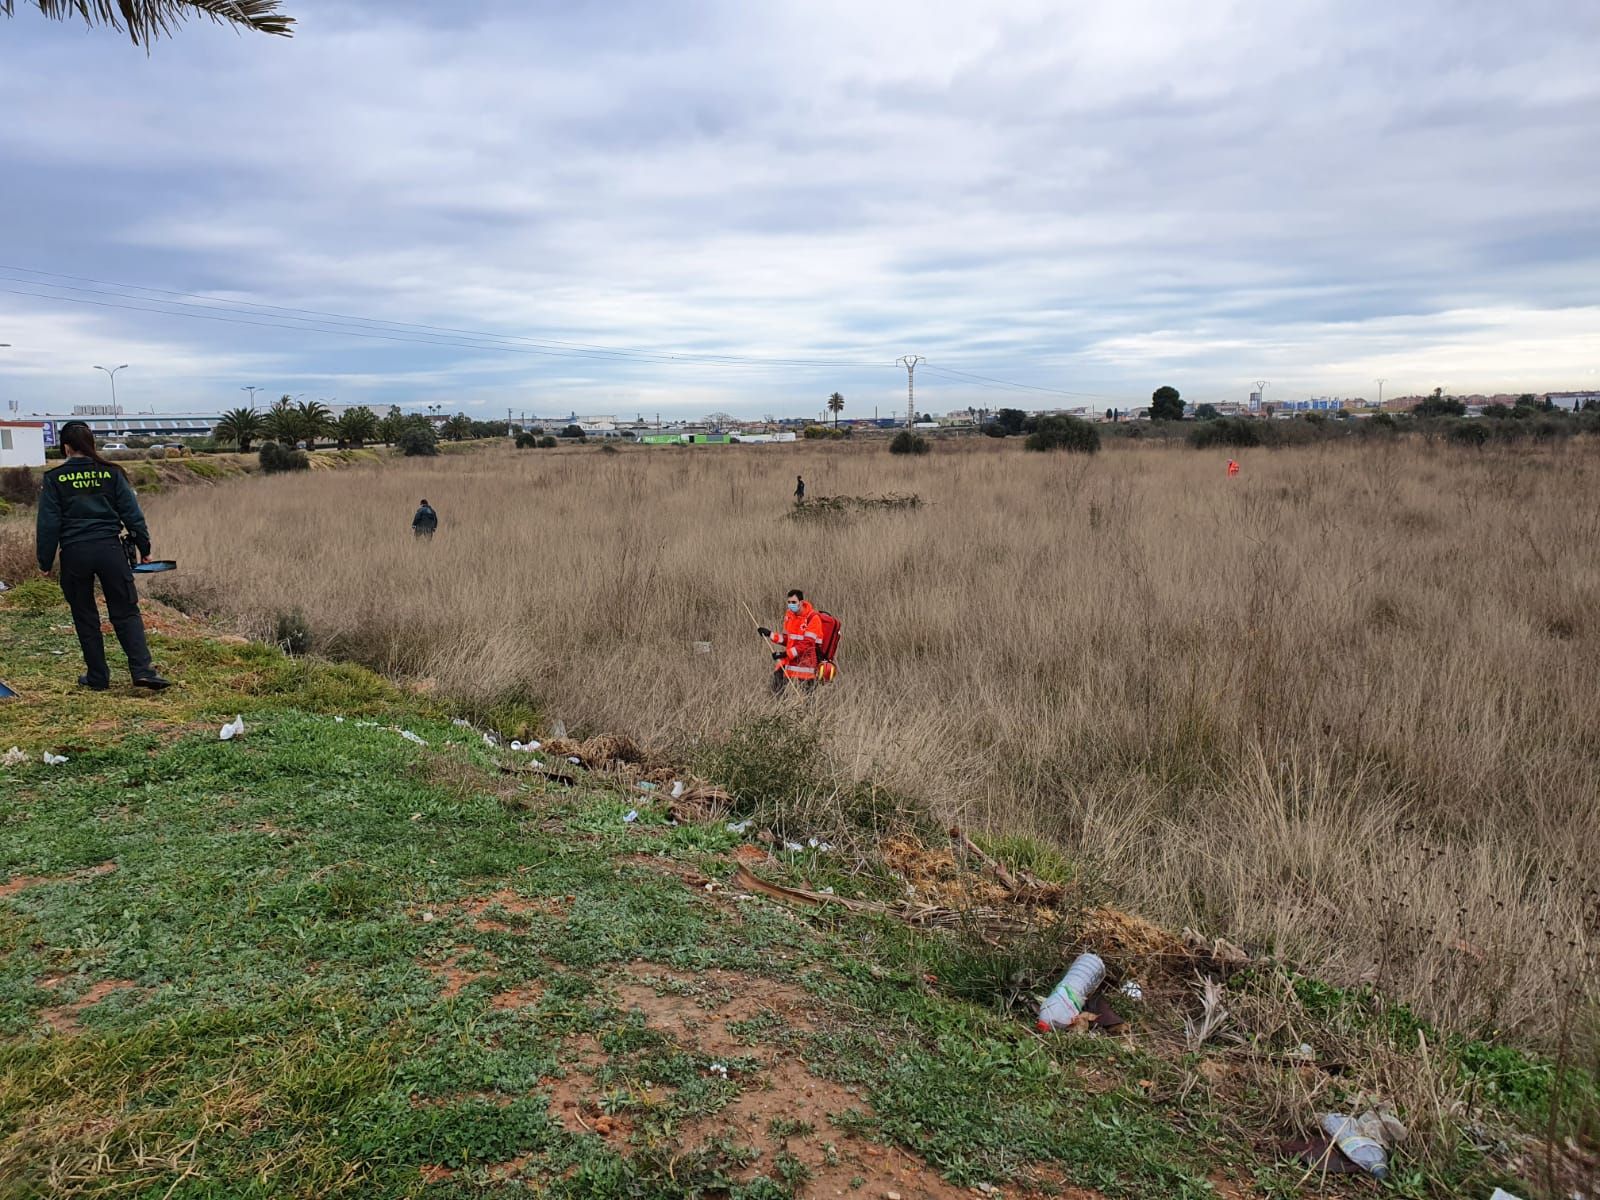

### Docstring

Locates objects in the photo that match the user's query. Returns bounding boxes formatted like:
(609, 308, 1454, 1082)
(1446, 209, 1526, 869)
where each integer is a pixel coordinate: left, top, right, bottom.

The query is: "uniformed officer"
(35, 421, 170, 691)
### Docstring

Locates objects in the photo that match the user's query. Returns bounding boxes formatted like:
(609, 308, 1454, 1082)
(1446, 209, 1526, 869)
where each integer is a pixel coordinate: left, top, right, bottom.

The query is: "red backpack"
(814, 610, 841, 680)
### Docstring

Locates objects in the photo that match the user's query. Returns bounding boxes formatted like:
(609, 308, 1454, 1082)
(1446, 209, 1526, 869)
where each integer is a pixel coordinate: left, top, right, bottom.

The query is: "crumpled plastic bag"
(220, 715, 245, 741)
(42, 751, 68, 766)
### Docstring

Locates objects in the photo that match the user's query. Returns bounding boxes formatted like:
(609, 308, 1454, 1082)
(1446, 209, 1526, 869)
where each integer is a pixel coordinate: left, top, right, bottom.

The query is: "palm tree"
(262, 397, 297, 445)
(442, 413, 474, 442)
(2, 1, 293, 47)
(827, 392, 845, 427)
(213, 406, 263, 452)
(294, 399, 333, 450)
(336, 406, 378, 449)
(377, 405, 405, 447)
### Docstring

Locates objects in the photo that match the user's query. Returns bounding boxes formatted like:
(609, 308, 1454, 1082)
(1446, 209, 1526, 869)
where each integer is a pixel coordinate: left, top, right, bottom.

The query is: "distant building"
(0, 420, 48, 468)
(18, 412, 219, 440)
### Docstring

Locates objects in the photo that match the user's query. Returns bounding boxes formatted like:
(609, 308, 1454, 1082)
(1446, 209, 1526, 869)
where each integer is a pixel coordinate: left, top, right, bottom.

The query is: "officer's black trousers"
(58, 538, 153, 684)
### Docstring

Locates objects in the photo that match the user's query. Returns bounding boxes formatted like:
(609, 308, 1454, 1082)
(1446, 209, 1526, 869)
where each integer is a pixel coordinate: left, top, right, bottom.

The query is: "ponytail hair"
(59, 422, 125, 476)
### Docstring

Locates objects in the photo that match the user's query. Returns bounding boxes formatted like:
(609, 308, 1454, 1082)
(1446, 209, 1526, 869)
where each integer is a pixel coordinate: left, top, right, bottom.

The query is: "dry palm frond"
(5, 1, 293, 47)
(1184, 974, 1230, 1051)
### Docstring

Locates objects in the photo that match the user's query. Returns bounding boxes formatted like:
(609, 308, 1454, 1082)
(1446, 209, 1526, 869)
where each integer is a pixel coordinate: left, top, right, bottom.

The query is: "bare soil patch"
(0, 861, 117, 899)
(541, 962, 1035, 1198)
(38, 978, 138, 1032)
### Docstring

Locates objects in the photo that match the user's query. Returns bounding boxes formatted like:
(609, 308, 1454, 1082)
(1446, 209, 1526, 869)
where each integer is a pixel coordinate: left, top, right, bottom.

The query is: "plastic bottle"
(1318, 1113, 1389, 1180)
(1036, 953, 1106, 1030)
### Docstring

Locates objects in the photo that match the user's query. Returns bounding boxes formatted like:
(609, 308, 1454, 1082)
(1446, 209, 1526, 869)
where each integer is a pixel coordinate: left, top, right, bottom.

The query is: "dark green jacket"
(36, 457, 151, 571)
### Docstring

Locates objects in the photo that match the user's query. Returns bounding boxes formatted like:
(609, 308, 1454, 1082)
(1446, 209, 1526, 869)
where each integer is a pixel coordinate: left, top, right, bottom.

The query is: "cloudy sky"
(1, 0, 1597, 419)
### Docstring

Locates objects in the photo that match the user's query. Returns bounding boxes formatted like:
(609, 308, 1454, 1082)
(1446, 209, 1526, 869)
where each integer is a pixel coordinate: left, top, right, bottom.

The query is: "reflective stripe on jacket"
(768, 601, 824, 679)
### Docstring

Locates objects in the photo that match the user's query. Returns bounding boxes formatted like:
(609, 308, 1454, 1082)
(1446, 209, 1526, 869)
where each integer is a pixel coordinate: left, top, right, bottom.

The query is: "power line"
(920, 364, 1128, 402)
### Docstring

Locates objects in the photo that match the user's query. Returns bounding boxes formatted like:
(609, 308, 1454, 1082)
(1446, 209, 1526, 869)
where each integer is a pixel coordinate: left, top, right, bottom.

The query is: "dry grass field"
(141, 436, 1599, 1048)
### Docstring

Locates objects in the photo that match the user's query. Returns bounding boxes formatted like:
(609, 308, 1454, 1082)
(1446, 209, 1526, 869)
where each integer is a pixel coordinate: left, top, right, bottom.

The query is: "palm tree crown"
(213, 406, 263, 452)
(3, 1, 293, 47)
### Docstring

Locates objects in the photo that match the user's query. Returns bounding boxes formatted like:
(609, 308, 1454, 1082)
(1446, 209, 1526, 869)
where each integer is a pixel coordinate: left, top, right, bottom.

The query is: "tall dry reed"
(146, 437, 1600, 1046)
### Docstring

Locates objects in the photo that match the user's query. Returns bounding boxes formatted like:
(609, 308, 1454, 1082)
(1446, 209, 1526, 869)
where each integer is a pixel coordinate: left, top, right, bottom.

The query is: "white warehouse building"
(0, 420, 48, 468)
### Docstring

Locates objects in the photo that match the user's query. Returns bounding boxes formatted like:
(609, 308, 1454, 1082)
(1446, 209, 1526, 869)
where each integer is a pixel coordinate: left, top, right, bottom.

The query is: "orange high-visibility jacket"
(768, 601, 825, 679)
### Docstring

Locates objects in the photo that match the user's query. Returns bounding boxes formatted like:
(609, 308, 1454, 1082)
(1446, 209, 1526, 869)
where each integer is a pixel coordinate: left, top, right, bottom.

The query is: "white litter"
(421, 910, 435, 923)
(1488, 1189, 1525, 1200)
(219, 715, 245, 741)
(1119, 980, 1145, 1001)
(42, 752, 68, 766)
(567, 755, 581, 765)
(708, 1063, 728, 1078)
(783, 841, 803, 852)
(807, 837, 833, 852)
(623, 810, 639, 824)
(0, 581, 8, 593)
(452, 718, 471, 728)
(726, 820, 752, 834)
(334, 716, 345, 723)
(693, 641, 711, 654)
(3, 747, 27, 766)
(410, 812, 424, 822)
(398, 730, 428, 746)
(637, 781, 657, 792)
(670, 781, 685, 798)
(483, 733, 496, 747)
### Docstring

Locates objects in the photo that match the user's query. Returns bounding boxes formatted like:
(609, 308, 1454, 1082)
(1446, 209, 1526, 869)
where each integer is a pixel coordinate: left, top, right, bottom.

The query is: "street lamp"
(93, 363, 129, 415)
(1375, 378, 1386, 409)
(241, 385, 261, 408)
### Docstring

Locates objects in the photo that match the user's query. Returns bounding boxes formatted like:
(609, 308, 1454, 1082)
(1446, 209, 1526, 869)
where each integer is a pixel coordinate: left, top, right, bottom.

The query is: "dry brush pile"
(145, 437, 1600, 1050)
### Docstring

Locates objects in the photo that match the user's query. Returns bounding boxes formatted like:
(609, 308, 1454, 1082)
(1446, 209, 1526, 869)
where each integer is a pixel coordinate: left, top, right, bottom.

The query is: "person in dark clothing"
(412, 499, 438, 539)
(794, 475, 805, 502)
(35, 422, 169, 691)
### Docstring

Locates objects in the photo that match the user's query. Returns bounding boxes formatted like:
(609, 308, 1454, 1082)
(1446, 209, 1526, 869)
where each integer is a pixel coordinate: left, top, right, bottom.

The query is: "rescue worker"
(35, 421, 169, 691)
(794, 475, 805, 502)
(756, 589, 824, 694)
(412, 498, 438, 539)
(1226, 459, 1240, 477)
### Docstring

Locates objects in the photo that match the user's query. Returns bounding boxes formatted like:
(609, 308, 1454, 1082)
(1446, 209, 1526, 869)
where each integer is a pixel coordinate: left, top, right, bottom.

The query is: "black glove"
(756, 627, 771, 639)
(772, 651, 783, 660)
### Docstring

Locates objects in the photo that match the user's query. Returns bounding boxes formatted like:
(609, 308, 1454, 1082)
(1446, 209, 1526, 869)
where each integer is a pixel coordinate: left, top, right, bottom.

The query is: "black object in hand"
(772, 651, 783, 660)
(756, 627, 771, 639)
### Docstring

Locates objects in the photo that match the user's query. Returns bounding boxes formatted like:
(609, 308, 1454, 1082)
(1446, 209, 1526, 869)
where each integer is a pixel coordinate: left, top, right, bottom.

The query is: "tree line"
(213, 399, 509, 455)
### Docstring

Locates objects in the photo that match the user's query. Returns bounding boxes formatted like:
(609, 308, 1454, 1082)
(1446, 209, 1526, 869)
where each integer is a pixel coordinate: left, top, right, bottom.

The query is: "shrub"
(396, 424, 439, 457)
(539, 436, 558, 449)
(981, 423, 1008, 438)
(1024, 415, 1100, 454)
(274, 609, 313, 655)
(2, 578, 62, 610)
(560, 425, 586, 441)
(1188, 417, 1262, 449)
(598, 443, 619, 455)
(258, 441, 310, 473)
(1448, 421, 1490, 448)
(515, 432, 537, 449)
(888, 431, 930, 455)
(0, 466, 39, 506)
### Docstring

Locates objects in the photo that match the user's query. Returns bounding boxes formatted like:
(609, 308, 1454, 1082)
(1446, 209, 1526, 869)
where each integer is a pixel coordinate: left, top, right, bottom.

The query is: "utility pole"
(1375, 378, 1386, 409)
(507, 407, 514, 436)
(94, 363, 129, 415)
(898, 355, 923, 427)
(1253, 380, 1268, 416)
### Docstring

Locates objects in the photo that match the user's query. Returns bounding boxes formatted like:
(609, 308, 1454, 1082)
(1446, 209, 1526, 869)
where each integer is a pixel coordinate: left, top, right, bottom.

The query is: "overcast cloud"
(1, 0, 1597, 418)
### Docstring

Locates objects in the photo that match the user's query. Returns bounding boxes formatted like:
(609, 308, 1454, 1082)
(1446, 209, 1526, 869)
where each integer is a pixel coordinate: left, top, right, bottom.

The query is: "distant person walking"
(412, 499, 438, 539)
(1226, 459, 1240, 477)
(794, 475, 805, 502)
(35, 421, 169, 691)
